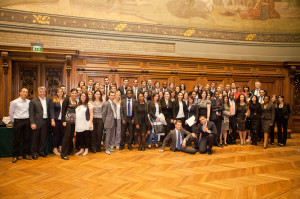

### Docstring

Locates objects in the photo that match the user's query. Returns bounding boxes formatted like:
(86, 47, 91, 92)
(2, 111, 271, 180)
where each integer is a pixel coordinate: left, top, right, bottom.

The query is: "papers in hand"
(186, 116, 195, 127)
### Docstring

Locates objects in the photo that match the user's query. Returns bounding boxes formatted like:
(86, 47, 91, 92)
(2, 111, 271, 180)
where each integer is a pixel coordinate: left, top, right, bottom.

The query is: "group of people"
(9, 77, 291, 163)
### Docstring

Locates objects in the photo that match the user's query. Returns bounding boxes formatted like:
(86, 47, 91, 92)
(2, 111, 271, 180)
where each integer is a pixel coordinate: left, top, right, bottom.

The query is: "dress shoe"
(61, 156, 69, 160)
(142, 146, 145, 151)
(39, 153, 47, 158)
(224, 143, 228, 146)
(119, 145, 124, 150)
(75, 150, 84, 156)
(32, 155, 38, 160)
(138, 147, 142, 151)
(97, 148, 102, 152)
(128, 145, 133, 151)
(155, 144, 159, 148)
(208, 150, 212, 155)
(23, 155, 32, 160)
(147, 146, 152, 149)
(217, 144, 223, 148)
(278, 143, 284, 147)
(12, 156, 18, 163)
(105, 150, 110, 155)
(68, 152, 74, 155)
(92, 150, 97, 154)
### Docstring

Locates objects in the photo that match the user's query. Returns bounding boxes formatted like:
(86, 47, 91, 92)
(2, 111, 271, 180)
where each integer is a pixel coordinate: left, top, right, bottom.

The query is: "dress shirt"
(133, 87, 138, 99)
(254, 89, 260, 96)
(259, 96, 264, 104)
(88, 86, 93, 91)
(177, 101, 185, 118)
(58, 101, 62, 120)
(229, 99, 235, 116)
(38, 96, 48, 119)
(127, 98, 132, 117)
(9, 97, 30, 121)
(175, 129, 182, 149)
(105, 85, 109, 95)
(109, 100, 117, 118)
(202, 122, 211, 134)
(116, 104, 121, 119)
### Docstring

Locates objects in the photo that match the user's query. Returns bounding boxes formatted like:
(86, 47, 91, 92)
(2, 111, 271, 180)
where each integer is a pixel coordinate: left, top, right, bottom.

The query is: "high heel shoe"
(75, 149, 84, 156)
(142, 146, 145, 151)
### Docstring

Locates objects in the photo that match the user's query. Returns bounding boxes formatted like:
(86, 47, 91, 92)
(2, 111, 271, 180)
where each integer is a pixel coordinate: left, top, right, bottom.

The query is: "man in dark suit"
(87, 79, 94, 91)
(147, 79, 155, 100)
(210, 91, 223, 147)
(132, 79, 139, 100)
(118, 78, 129, 99)
(159, 120, 198, 154)
(197, 116, 217, 155)
(29, 86, 51, 160)
(104, 77, 110, 96)
(138, 80, 148, 95)
(120, 90, 135, 150)
(102, 92, 117, 155)
(161, 81, 171, 93)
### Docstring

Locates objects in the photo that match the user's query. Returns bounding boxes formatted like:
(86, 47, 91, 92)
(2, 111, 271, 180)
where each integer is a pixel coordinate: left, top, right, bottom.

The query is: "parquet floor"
(0, 134, 300, 199)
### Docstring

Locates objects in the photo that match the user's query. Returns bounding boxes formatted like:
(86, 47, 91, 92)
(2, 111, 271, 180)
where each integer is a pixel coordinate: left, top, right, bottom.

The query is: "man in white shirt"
(29, 86, 50, 160)
(9, 88, 31, 163)
(258, 89, 266, 104)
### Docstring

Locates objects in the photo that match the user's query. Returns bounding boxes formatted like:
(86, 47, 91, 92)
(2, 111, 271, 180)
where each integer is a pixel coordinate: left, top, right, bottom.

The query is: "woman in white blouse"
(75, 92, 93, 156)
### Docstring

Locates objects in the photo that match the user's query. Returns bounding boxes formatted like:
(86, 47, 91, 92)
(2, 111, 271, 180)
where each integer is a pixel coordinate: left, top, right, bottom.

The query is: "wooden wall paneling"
(44, 63, 64, 97)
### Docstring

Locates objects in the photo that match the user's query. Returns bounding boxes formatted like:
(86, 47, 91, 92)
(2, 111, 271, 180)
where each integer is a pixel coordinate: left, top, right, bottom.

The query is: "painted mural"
(0, 0, 299, 35)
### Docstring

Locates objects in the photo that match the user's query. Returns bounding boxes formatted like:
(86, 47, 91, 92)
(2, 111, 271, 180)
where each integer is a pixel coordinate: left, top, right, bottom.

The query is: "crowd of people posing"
(9, 77, 291, 163)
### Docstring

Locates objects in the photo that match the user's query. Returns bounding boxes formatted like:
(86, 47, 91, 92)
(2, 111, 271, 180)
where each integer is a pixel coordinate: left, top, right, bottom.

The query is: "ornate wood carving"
(1, 52, 9, 75)
(46, 68, 61, 97)
(20, 67, 37, 99)
(66, 55, 72, 76)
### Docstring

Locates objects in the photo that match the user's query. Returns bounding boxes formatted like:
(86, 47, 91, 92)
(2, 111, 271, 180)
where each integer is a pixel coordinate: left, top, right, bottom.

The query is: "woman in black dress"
(261, 96, 275, 149)
(161, 91, 173, 139)
(198, 91, 211, 119)
(249, 95, 261, 145)
(276, 95, 291, 147)
(236, 94, 249, 145)
(134, 93, 149, 151)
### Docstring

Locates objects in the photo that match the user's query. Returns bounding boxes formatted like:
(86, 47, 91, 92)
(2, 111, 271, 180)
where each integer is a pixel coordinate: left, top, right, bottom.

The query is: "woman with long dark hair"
(276, 95, 291, 147)
(148, 93, 162, 149)
(50, 88, 65, 155)
(261, 96, 275, 149)
(198, 91, 211, 120)
(249, 95, 261, 145)
(221, 95, 230, 146)
(90, 90, 104, 153)
(61, 88, 78, 160)
(185, 95, 199, 133)
(236, 94, 249, 145)
(75, 92, 93, 156)
(173, 92, 187, 129)
(161, 91, 173, 141)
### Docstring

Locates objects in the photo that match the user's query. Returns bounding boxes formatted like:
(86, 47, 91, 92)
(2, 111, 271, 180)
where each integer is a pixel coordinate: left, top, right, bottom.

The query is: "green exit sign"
(33, 46, 42, 52)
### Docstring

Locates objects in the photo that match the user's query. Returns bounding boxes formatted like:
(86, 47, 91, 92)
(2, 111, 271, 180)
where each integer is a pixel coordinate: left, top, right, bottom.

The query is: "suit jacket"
(102, 100, 117, 129)
(138, 87, 148, 95)
(29, 97, 51, 129)
(197, 121, 217, 137)
(149, 101, 162, 120)
(173, 100, 188, 119)
(161, 99, 173, 120)
(210, 98, 223, 121)
(186, 104, 199, 122)
(261, 103, 275, 124)
(49, 99, 62, 120)
(104, 84, 110, 95)
(276, 103, 291, 120)
(120, 98, 136, 120)
(132, 87, 139, 100)
(118, 86, 127, 99)
(161, 88, 171, 93)
(161, 128, 192, 151)
(147, 86, 155, 100)
(251, 88, 267, 97)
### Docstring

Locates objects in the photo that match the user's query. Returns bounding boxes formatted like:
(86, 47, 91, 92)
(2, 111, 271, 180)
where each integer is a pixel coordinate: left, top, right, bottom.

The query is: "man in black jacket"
(197, 116, 217, 155)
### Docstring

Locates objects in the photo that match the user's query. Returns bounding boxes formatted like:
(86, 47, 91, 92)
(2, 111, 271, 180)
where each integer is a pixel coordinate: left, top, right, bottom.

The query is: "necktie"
(177, 131, 181, 150)
(127, 99, 131, 117)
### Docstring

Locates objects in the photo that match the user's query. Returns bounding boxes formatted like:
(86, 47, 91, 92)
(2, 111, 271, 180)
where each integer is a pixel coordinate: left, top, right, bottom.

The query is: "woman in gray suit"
(261, 96, 275, 149)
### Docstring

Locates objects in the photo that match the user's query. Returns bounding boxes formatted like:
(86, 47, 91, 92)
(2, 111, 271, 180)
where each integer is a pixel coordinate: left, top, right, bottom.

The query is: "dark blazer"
(210, 98, 223, 121)
(276, 103, 291, 120)
(120, 98, 135, 120)
(161, 99, 173, 120)
(149, 101, 162, 120)
(147, 86, 155, 100)
(161, 128, 192, 151)
(132, 87, 140, 100)
(118, 86, 127, 97)
(186, 104, 199, 122)
(161, 88, 171, 93)
(29, 97, 51, 129)
(173, 100, 188, 119)
(49, 99, 62, 120)
(138, 87, 148, 95)
(261, 103, 275, 123)
(197, 121, 217, 137)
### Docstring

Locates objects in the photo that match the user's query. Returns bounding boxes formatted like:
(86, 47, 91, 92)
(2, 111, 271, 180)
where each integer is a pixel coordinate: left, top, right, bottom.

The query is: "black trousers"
(77, 130, 90, 148)
(12, 118, 30, 157)
(212, 116, 222, 145)
(52, 120, 63, 148)
(120, 116, 134, 147)
(277, 117, 288, 145)
(31, 119, 49, 156)
(91, 118, 104, 151)
(61, 122, 75, 157)
(199, 134, 215, 154)
(270, 119, 276, 143)
(178, 137, 198, 154)
(185, 124, 197, 134)
(229, 115, 237, 143)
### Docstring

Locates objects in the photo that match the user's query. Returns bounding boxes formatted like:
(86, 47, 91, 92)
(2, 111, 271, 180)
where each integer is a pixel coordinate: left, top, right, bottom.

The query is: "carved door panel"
(44, 63, 64, 97)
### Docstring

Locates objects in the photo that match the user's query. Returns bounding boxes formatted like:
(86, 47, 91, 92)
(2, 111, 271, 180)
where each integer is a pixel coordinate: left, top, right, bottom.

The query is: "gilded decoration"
(0, 9, 299, 43)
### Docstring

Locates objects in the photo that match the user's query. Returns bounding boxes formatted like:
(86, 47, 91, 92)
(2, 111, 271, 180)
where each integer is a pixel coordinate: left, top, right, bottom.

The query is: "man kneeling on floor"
(197, 116, 217, 155)
(159, 120, 198, 154)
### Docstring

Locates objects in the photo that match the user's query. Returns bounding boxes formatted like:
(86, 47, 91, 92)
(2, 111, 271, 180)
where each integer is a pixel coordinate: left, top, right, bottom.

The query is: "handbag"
(153, 123, 164, 134)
